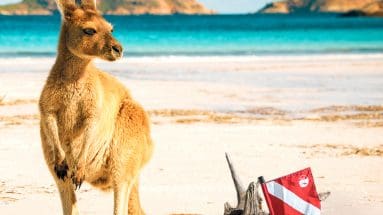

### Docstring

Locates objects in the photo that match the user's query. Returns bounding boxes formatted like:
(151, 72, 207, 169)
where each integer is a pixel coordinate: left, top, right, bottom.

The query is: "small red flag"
(261, 168, 321, 215)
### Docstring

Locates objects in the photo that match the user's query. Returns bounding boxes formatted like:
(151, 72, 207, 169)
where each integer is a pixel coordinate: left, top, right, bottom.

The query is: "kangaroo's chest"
(56, 85, 96, 139)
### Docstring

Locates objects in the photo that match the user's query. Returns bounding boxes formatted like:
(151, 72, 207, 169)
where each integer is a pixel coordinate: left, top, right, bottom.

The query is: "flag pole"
(258, 176, 274, 215)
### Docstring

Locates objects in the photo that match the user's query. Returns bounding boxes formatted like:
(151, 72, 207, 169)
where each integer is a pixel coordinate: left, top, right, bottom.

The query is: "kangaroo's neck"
(50, 26, 93, 82)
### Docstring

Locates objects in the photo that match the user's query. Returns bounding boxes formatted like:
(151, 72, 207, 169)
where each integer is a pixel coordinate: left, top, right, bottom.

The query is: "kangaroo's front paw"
(71, 166, 85, 190)
(54, 161, 68, 180)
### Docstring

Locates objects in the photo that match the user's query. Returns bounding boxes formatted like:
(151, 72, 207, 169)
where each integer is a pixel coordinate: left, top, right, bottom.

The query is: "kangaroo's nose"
(111, 43, 123, 60)
(112, 45, 122, 54)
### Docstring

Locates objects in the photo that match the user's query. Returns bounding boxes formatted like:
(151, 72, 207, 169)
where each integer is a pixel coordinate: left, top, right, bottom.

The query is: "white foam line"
(0, 53, 382, 65)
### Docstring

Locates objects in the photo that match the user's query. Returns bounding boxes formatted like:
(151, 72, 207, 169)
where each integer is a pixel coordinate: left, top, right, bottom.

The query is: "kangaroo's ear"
(80, 0, 97, 10)
(56, 0, 76, 20)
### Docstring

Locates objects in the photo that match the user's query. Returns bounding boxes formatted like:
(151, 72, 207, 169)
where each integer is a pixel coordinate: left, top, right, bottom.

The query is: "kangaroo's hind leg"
(111, 99, 153, 215)
(128, 179, 145, 215)
(113, 180, 132, 215)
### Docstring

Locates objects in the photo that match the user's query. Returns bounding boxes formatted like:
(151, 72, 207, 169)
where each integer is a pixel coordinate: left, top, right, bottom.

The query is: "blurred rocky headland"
(0, 0, 214, 15)
(258, 0, 383, 17)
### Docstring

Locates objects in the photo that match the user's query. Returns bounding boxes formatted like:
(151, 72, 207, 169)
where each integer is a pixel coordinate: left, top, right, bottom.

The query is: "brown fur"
(39, 1, 153, 214)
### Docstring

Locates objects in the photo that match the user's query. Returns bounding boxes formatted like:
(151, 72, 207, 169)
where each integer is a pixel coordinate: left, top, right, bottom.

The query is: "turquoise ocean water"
(0, 14, 383, 57)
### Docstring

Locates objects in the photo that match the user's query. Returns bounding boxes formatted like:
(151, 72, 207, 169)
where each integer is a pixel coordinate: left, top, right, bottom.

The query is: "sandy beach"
(0, 55, 382, 214)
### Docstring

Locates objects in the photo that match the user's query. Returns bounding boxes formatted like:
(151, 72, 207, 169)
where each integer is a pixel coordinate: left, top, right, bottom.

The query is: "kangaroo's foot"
(71, 166, 85, 190)
(54, 160, 68, 180)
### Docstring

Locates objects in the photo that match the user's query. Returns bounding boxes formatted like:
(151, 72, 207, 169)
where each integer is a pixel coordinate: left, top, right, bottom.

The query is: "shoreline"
(1, 54, 382, 111)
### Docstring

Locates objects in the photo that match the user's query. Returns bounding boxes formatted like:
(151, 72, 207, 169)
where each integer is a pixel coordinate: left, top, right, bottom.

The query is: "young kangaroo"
(39, 0, 153, 214)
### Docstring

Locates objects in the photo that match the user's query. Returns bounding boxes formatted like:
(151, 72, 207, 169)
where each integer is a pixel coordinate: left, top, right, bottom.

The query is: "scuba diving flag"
(260, 168, 321, 215)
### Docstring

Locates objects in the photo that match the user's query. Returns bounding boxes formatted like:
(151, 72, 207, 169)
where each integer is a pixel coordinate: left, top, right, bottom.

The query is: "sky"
(0, 0, 275, 14)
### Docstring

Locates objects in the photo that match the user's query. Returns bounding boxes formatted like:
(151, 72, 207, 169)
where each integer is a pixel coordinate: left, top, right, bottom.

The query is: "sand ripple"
(293, 144, 383, 158)
(0, 100, 382, 127)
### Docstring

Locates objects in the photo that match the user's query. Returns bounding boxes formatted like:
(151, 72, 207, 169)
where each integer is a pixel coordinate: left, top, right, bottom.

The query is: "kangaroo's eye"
(83, 28, 96, 36)
(111, 29, 114, 33)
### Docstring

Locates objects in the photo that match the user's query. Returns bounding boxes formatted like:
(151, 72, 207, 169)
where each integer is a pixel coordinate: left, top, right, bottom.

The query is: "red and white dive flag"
(260, 168, 321, 215)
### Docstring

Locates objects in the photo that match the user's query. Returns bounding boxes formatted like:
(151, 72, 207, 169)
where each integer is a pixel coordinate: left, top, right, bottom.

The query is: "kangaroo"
(39, 0, 153, 214)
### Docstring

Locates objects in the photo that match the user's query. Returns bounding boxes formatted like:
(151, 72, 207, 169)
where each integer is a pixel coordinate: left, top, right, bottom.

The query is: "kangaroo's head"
(56, 0, 123, 61)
